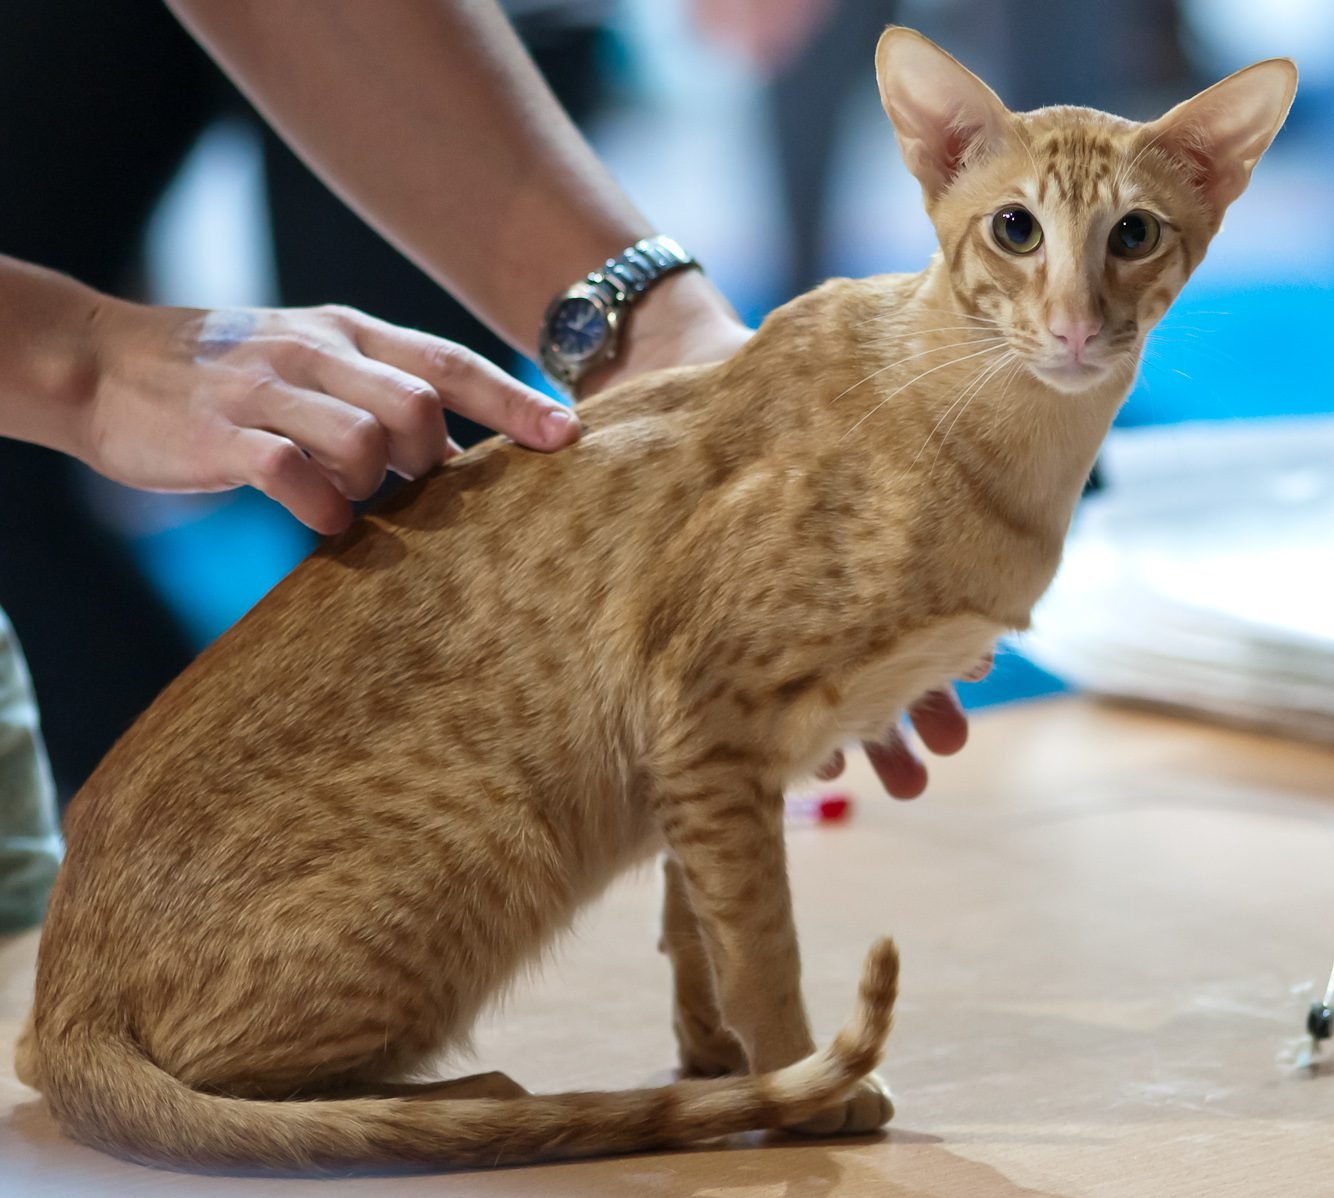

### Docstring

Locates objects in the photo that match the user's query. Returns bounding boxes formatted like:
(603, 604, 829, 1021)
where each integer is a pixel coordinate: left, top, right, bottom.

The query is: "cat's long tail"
(38, 938, 898, 1174)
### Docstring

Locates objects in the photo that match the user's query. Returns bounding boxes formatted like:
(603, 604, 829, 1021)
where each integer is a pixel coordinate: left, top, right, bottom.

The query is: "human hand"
(816, 655, 994, 799)
(76, 299, 580, 534)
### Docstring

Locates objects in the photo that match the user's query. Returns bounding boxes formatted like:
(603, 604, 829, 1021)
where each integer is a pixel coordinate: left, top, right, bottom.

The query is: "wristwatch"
(538, 235, 700, 393)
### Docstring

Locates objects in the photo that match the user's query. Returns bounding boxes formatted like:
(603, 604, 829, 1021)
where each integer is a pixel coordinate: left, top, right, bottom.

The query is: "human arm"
(163, 0, 748, 395)
(5, 0, 744, 536)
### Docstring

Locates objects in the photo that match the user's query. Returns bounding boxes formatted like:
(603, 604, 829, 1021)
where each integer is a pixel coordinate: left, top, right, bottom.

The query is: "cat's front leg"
(658, 773, 892, 1135)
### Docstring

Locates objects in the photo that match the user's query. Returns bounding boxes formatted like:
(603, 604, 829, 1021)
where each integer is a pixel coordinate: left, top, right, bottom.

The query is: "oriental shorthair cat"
(17, 28, 1294, 1173)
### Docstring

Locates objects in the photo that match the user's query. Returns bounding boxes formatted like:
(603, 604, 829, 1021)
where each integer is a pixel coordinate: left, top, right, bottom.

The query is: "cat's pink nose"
(1049, 316, 1102, 360)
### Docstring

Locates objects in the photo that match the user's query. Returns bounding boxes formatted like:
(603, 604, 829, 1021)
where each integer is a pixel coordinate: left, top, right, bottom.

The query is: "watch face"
(549, 296, 607, 361)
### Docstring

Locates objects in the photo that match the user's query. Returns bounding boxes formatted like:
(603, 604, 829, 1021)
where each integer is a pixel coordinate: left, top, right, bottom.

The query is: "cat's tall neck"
(892, 254, 1129, 533)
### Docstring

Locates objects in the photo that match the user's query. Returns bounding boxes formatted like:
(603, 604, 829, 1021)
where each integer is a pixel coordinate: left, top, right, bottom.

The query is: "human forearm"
(0, 255, 101, 459)
(166, 0, 674, 362)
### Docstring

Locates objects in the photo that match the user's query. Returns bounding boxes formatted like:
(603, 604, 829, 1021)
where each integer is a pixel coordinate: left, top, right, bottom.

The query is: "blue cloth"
(0, 608, 61, 932)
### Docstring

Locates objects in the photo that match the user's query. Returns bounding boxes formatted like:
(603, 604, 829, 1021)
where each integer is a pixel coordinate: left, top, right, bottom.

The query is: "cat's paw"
(676, 1028, 749, 1079)
(785, 1073, 894, 1137)
(673, 1004, 750, 1078)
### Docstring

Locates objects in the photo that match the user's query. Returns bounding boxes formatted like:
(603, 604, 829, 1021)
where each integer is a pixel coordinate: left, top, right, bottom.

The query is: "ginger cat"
(17, 29, 1295, 1173)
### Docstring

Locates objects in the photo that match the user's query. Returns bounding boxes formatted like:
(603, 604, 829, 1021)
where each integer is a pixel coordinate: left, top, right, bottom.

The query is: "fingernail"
(543, 407, 580, 443)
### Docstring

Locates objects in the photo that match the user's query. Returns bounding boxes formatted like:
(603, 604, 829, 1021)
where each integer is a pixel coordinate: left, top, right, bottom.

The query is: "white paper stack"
(1023, 416, 1334, 743)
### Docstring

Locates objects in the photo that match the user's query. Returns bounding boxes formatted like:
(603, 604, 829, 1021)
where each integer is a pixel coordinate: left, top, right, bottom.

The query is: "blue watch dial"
(550, 297, 607, 360)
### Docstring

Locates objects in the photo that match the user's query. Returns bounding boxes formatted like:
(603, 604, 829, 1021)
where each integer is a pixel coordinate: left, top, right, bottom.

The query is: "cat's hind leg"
(14, 1010, 41, 1090)
(659, 856, 748, 1078)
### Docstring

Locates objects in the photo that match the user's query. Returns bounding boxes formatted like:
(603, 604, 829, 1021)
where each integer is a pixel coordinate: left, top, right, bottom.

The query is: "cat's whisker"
(1000, 356, 1028, 404)
(1113, 122, 1174, 195)
(971, 358, 1025, 441)
(850, 319, 1008, 341)
(904, 325, 1007, 336)
(1148, 330, 1225, 348)
(925, 369, 996, 470)
(849, 299, 1004, 330)
(828, 335, 1007, 406)
(917, 370, 995, 469)
(1112, 356, 1143, 391)
(911, 303, 1001, 316)
(1144, 333, 1238, 368)
(1015, 130, 1044, 192)
(1144, 336, 1204, 349)
(909, 353, 1007, 467)
(928, 352, 1019, 472)
(909, 305, 1004, 326)
(841, 340, 1009, 443)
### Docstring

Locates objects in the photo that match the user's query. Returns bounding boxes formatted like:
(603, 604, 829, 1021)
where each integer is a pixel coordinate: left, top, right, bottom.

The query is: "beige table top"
(3, 697, 1332, 1196)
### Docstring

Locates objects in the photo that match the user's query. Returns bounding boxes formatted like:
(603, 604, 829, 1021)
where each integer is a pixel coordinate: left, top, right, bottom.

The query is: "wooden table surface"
(3, 697, 1333, 1196)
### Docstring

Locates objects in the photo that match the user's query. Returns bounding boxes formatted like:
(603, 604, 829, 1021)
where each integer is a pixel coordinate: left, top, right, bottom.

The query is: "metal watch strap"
(586, 235, 696, 304)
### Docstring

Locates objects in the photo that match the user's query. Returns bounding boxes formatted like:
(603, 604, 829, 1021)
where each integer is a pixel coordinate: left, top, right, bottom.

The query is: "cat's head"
(875, 29, 1296, 395)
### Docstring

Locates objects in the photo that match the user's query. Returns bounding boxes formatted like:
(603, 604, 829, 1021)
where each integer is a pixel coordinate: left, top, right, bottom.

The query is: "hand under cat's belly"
(778, 613, 1003, 784)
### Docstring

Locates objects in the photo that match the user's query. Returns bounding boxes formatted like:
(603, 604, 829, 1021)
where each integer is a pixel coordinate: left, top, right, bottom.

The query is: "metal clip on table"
(1308, 959, 1334, 1053)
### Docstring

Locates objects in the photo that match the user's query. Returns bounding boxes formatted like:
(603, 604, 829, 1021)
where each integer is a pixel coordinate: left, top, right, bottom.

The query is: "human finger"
(235, 377, 389, 500)
(814, 749, 846, 781)
(906, 687, 970, 758)
(961, 651, 995, 682)
(351, 314, 580, 451)
(228, 428, 353, 535)
(306, 349, 448, 480)
(864, 728, 928, 800)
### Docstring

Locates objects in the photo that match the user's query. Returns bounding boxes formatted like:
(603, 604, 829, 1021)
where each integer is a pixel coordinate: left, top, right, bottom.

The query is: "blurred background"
(2, 0, 1331, 799)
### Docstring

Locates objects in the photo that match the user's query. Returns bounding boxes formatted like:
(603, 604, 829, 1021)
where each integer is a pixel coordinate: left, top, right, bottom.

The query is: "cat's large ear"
(1143, 58, 1297, 220)
(875, 27, 1009, 201)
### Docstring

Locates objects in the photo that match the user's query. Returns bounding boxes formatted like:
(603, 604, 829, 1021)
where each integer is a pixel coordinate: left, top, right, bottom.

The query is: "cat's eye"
(1108, 210, 1162, 260)
(991, 207, 1043, 255)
